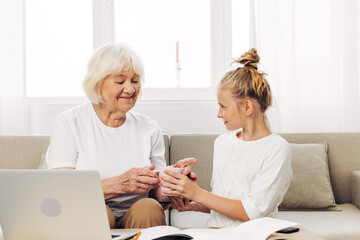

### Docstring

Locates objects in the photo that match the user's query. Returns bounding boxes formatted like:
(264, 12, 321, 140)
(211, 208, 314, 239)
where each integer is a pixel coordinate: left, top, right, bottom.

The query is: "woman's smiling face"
(99, 66, 141, 114)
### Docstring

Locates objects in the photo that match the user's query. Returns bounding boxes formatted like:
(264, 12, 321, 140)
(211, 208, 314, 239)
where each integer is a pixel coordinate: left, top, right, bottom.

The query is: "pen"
(134, 231, 141, 240)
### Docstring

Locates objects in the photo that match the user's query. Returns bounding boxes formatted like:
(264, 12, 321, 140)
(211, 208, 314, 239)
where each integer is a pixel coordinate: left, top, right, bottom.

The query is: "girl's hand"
(173, 158, 198, 181)
(149, 186, 172, 210)
(160, 201, 172, 211)
(160, 169, 200, 199)
(169, 196, 199, 212)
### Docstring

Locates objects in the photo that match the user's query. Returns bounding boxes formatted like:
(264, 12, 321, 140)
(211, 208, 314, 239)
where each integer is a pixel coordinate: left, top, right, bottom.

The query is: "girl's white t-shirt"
(46, 102, 166, 217)
(208, 132, 292, 227)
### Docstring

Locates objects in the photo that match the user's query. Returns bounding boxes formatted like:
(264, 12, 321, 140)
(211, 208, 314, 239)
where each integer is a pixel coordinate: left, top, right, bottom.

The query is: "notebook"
(0, 170, 137, 240)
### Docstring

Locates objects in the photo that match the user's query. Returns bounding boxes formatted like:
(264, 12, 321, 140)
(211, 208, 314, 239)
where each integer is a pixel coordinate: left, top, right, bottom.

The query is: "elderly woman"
(46, 43, 195, 229)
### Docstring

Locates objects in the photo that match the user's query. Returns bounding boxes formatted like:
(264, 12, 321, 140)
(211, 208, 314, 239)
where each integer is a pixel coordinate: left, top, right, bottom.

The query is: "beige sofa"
(1, 134, 360, 240)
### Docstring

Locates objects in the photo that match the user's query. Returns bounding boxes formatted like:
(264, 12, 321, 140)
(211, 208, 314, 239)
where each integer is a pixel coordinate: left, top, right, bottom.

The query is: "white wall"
(28, 98, 356, 136)
(27, 101, 226, 135)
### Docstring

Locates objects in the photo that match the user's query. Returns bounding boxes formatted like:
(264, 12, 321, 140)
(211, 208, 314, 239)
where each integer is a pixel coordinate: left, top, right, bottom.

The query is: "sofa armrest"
(351, 171, 360, 209)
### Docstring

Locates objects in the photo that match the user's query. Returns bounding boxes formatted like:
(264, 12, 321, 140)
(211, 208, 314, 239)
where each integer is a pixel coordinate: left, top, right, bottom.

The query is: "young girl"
(161, 48, 293, 227)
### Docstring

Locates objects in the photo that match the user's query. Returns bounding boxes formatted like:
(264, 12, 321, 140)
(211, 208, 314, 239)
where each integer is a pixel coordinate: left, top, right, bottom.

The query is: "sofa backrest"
(0, 136, 50, 169)
(280, 133, 360, 204)
(2, 134, 359, 204)
(0, 135, 170, 169)
(170, 134, 217, 192)
(170, 133, 360, 204)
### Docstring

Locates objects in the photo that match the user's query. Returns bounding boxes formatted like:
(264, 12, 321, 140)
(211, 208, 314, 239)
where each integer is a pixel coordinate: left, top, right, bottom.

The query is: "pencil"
(134, 231, 141, 240)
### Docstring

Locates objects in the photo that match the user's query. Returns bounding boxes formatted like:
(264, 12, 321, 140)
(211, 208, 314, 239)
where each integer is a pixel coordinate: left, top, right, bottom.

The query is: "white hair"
(83, 42, 144, 104)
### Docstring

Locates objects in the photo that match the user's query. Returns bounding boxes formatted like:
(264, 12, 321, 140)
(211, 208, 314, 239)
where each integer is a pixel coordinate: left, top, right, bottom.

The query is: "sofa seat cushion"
(171, 204, 360, 240)
(170, 209, 210, 228)
(278, 203, 360, 240)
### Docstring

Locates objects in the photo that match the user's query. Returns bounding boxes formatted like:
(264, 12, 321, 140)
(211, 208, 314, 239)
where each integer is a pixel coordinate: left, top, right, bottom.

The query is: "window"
(25, 0, 249, 100)
(115, 0, 211, 89)
(232, 0, 249, 60)
(26, 0, 92, 97)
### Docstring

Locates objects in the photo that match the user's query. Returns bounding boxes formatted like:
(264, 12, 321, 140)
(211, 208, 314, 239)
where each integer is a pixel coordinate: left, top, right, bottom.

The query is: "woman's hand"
(160, 169, 200, 199)
(102, 164, 160, 199)
(173, 158, 198, 181)
(118, 164, 160, 194)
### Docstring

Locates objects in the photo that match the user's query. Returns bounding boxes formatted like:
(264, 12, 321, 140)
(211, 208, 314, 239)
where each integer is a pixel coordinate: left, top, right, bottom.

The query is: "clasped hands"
(116, 158, 198, 211)
(160, 160, 201, 212)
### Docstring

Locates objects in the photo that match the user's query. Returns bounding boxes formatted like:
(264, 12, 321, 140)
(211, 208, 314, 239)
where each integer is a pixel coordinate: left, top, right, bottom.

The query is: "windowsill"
(26, 88, 218, 104)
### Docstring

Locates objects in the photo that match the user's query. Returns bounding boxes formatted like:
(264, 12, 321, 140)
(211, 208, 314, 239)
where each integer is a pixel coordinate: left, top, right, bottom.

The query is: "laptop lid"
(0, 170, 113, 240)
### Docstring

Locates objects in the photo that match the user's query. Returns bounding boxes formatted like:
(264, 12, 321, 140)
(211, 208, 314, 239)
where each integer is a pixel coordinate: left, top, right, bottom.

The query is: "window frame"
(26, 0, 236, 103)
(91, 0, 233, 102)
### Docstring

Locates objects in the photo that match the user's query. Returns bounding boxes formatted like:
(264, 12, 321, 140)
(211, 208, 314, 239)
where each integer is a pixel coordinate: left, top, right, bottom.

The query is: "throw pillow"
(279, 142, 341, 210)
(38, 151, 49, 170)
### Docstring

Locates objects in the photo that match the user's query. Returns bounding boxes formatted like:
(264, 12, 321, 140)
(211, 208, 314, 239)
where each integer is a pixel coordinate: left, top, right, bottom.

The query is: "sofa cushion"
(170, 204, 360, 240)
(170, 135, 218, 192)
(170, 209, 210, 228)
(0, 136, 50, 169)
(38, 151, 49, 169)
(279, 143, 340, 210)
(351, 171, 360, 209)
(280, 133, 360, 205)
(278, 203, 360, 240)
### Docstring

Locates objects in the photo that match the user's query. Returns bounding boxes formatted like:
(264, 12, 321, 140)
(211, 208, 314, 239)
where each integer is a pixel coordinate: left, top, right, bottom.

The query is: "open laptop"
(0, 170, 138, 240)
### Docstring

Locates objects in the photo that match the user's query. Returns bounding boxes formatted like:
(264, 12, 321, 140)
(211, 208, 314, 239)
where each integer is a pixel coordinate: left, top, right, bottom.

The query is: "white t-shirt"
(208, 132, 292, 227)
(47, 102, 166, 218)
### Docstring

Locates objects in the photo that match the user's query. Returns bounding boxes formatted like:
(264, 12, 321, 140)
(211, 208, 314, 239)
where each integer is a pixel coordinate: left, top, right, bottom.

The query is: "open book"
(138, 217, 298, 240)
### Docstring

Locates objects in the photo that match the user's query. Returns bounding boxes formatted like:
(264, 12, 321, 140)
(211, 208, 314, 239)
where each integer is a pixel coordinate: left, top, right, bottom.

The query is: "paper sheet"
(137, 218, 298, 240)
(138, 226, 192, 240)
(234, 217, 298, 240)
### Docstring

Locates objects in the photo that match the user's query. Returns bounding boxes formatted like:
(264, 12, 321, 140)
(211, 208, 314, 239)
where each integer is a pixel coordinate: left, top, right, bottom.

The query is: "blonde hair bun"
(219, 47, 271, 113)
(237, 48, 259, 70)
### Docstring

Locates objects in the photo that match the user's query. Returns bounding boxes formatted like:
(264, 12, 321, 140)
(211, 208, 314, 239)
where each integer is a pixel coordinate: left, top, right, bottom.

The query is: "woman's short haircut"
(83, 42, 144, 104)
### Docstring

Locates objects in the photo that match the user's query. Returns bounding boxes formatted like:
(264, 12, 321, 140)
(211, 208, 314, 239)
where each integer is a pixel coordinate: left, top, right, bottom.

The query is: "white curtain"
(2, 0, 360, 135)
(0, 0, 27, 135)
(252, 0, 360, 133)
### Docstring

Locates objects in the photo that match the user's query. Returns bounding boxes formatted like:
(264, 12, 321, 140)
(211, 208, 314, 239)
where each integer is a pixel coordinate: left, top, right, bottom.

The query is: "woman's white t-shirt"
(208, 132, 292, 227)
(46, 102, 166, 218)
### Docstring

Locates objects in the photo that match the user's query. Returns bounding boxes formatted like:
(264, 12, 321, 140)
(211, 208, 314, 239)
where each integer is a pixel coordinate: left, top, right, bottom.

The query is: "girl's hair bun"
(219, 48, 271, 114)
(236, 48, 259, 70)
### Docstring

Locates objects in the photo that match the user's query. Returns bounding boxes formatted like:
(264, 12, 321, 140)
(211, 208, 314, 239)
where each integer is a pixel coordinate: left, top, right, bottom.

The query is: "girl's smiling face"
(217, 88, 245, 131)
